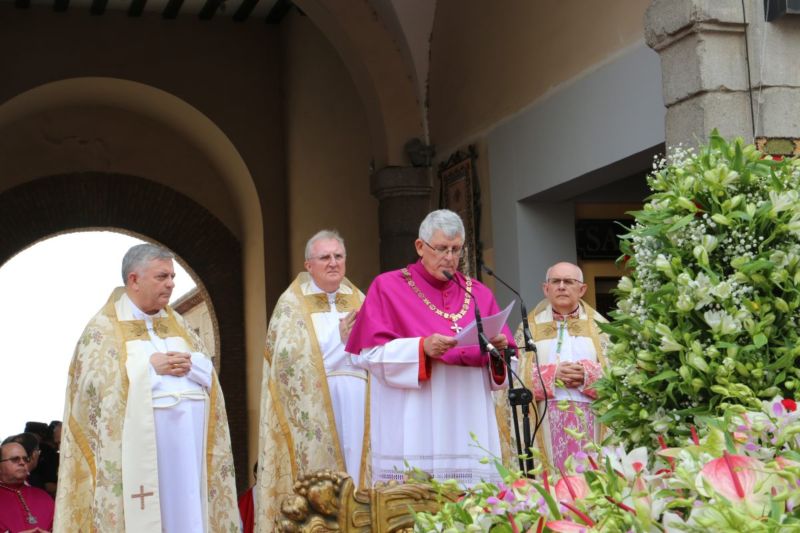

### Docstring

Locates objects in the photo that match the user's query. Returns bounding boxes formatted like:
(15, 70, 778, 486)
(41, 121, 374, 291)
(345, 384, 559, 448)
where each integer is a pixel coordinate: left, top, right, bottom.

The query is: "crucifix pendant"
(27, 515, 37, 525)
(450, 321, 462, 333)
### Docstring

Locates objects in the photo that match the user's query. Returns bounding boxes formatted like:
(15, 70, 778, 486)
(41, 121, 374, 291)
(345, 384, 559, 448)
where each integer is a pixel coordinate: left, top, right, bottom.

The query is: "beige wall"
(428, 0, 651, 153)
(282, 11, 380, 290)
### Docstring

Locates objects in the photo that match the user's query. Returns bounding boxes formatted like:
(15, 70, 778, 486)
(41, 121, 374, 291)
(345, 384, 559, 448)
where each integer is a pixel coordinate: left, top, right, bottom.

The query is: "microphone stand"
(444, 270, 531, 475)
(481, 263, 543, 477)
(442, 271, 507, 381)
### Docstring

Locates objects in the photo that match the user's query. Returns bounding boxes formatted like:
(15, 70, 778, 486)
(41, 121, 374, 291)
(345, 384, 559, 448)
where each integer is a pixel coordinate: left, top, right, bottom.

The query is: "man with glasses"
(515, 261, 608, 471)
(0, 440, 54, 532)
(346, 209, 513, 486)
(255, 230, 368, 531)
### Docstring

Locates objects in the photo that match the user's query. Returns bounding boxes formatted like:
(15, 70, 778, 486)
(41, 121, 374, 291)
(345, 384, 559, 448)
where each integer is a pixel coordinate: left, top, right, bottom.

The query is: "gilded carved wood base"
(278, 470, 451, 532)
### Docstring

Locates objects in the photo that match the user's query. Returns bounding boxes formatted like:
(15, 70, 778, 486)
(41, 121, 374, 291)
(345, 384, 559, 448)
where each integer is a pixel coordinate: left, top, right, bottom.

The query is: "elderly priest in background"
(55, 243, 239, 532)
(255, 230, 368, 531)
(517, 261, 608, 471)
(346, 209, 513, 486)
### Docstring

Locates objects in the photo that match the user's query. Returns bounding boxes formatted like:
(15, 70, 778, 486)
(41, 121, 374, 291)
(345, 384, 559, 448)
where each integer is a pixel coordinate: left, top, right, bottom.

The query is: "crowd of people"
(2, 208, 606, 532)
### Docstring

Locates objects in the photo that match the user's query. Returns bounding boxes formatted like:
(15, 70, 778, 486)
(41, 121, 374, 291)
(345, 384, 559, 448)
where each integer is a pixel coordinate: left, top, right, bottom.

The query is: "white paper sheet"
(454, 301, 515, 346)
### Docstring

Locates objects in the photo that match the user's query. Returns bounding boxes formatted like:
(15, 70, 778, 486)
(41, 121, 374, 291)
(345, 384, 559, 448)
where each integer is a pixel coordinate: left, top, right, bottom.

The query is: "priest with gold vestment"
(514, 261, 608, 471)
(55, 244, 239, 532)
(255, 230, 368, 532)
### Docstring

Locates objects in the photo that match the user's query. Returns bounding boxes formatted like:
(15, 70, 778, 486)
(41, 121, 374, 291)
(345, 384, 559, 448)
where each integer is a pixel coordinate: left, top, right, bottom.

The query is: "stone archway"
(0, 172, 248, 488)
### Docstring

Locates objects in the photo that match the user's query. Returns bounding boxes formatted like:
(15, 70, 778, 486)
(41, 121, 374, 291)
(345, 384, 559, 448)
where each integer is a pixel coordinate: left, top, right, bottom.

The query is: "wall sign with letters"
(575, 219, 632, 260)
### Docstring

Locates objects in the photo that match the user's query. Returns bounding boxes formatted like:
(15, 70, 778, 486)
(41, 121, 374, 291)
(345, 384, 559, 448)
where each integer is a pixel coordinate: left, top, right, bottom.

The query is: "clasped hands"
(150, 351, 192, 377)
(555, 361, 585, 388)
(423, 333, 508, 358)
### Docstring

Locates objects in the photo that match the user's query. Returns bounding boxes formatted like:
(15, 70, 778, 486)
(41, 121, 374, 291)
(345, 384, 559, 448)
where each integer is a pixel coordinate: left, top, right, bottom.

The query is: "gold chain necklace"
(402, 268, 472, 333)
(0, 482, 38, 525)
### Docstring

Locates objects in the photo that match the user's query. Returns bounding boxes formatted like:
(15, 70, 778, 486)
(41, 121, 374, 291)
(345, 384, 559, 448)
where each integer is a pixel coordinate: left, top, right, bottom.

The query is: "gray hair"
(418, 209, 465, 241)
(544, 263, 584, 282)
(305, 230, 346, 260)
(122, 243, 174, 284)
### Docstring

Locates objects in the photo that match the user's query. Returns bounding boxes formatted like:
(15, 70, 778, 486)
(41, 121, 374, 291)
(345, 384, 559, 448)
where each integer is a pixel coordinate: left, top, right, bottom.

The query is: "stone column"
(370, 166, 432, 272)
(645, 0, 800, 148)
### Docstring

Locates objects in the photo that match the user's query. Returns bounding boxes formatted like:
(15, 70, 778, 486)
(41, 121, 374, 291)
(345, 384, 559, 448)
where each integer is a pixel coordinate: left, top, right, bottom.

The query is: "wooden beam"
(128, 0, 147, 16)
(53, 0, 69, 12)
(162, 0, 183, 19)
(265, 0, 291, 24)
(198, 0, 223, 20)
(232, 0, 258, 22)
(90, 0, 108, 15)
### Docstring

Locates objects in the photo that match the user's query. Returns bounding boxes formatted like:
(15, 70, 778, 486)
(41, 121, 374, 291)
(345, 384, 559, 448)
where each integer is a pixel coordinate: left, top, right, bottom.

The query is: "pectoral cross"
(131, 485, 154, 510)
(450, 321, 462, 333)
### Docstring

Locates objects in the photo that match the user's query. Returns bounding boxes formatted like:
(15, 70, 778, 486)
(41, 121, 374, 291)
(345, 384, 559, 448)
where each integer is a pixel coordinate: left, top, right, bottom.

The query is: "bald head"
(542, 262, 587, 314)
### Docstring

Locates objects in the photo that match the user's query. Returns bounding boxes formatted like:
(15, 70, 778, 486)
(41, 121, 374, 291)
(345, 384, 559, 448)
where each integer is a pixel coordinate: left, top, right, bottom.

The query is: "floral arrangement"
(413, 397, 800, 532)
(593, 132, 800, 446)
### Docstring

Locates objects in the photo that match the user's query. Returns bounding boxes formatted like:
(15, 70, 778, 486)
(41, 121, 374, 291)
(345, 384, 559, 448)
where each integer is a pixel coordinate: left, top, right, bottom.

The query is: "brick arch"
(0, 171, 248, 489)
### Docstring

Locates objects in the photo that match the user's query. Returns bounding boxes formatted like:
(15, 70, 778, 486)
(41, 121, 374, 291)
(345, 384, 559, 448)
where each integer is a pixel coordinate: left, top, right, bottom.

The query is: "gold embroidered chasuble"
(54, 287, 239, 532)
(255, 273, 369, 532)
(495, 299, 609, 471)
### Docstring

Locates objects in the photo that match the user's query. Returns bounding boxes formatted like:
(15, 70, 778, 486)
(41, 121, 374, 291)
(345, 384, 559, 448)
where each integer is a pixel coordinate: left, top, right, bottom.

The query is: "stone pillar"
(645, 0, 800, 148)
(370, 166, 432, 272)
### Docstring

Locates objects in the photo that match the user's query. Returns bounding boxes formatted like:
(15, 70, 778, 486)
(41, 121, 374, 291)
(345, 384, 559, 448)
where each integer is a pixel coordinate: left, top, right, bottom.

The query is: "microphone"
(480, 263, 536, 354)
(443, 271, 503, 360)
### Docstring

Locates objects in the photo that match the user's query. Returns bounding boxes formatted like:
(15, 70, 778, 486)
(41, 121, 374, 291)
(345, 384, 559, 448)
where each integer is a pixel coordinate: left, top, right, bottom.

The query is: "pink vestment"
(346, 260, 513, 485)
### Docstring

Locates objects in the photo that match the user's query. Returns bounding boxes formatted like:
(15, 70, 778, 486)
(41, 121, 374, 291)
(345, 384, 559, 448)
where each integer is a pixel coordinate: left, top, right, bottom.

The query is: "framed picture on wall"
(438, 146, 481, 279)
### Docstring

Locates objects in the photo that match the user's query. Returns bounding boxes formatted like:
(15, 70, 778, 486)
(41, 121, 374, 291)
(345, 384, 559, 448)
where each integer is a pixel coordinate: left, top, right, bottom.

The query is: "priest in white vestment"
(346, 209, 512, 487)
(55, 243, 239, 532)
(255, 230, 368, 532)
(514, 261, 608, 471)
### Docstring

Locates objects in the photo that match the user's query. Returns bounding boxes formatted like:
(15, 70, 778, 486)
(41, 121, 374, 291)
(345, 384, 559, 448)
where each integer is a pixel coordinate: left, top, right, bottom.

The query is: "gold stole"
(267, 273, 369, 486)
(112, 292, 203, 532)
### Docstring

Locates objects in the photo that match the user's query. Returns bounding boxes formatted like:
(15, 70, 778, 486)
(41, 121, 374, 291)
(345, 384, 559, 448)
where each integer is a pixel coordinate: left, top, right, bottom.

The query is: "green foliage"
(594, 131, 800, 446)
(414, 398, 800, 532)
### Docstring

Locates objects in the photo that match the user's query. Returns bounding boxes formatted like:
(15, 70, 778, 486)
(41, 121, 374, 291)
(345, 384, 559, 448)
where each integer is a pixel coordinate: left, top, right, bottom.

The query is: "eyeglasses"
(310, 253, 346, 263)
(546, 278, 583, 287)
(0, 455, 31, 465)
(422, 240, 464, 258)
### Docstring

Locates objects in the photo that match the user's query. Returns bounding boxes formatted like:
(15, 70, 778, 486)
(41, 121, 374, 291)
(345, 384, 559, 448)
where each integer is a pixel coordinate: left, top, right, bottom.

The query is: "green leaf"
(597, 322, 633, 339)
(531, 482, 561, 520)
(644, 370, 679, 385)
(739, 259, 774, 274)
(667, 213, 695, 233)
(753, 333, 768, 348)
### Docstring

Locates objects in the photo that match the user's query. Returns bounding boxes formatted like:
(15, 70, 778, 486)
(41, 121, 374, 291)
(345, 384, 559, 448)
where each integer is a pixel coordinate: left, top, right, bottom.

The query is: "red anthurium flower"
(782, 398, 797, 412)
(555, 475, 590, 502)
(700, 452, 763, 501)
(547, 520, 587, 532)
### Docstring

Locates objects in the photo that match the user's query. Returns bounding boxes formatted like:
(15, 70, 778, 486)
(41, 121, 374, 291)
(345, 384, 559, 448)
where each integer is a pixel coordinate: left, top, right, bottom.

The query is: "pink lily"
(700, 452, 763, 501)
